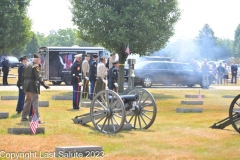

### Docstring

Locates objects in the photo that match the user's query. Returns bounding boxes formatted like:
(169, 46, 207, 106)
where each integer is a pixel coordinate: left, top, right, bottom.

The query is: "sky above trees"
(28, 0, 240, 40)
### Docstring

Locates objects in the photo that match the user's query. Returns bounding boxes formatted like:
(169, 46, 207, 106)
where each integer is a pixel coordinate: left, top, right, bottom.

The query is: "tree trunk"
(117, 50, 128, 93)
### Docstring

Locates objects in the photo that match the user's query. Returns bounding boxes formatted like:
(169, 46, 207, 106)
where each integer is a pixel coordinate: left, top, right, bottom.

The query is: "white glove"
(85, 77, 89, 80)
(114, 82, 118, 88)
(78, 82, 83, 86)
(103, 79, 107, 84)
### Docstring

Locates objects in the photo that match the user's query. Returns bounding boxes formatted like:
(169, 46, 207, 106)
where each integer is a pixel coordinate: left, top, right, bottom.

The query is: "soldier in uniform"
(94, 57, 108, 95)
(21, 54, 50, 123)
(82, 54, 90, 98)
(108, 60, 119, 92)
(16, 55, 28, 114)
(89, 54, 98, 100)
(2, 55, 10, 85)
(71, 54, 82, 109)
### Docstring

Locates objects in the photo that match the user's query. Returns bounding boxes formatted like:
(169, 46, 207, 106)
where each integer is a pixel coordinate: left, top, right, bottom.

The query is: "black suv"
(133, 61, 216, 88)
(0, 55, 21, 68)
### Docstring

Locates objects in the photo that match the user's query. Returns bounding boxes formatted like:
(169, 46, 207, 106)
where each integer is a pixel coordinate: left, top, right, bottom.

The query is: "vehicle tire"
(141, 75, 153, 88)
(187, 84, 194, 88)
(52, 81, 62, 85)
(64, 75, 72, 85)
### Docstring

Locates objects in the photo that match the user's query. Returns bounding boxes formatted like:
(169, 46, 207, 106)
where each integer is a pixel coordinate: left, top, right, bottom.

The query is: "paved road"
(1, 84, 240, 91)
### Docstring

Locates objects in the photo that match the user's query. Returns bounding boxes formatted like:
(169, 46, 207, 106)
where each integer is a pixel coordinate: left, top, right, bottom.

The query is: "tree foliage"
(234, 24, 240, 57)
(24, 32, 39, 56)
(0, 0, 32, 54)
(70, 0, 180, 92)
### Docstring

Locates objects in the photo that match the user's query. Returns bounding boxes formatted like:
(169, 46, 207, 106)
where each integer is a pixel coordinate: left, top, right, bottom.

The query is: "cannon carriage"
(73, 88, 157, 134)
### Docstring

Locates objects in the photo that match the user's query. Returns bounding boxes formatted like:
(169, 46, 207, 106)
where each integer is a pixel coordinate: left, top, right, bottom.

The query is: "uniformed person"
(21, 54, 50, 123)
(82, 54, 90, 98)
(16, 55, 28, 114)
(94, 57, 108, 95)
(2, 55, 10, 85)
(71, 54, 82, 109)
(89, 54, 98, 100)
(108, 60, 119, 92)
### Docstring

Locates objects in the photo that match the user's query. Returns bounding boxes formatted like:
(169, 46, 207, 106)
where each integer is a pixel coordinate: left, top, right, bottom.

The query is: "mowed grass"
(0, 89, 240, 160)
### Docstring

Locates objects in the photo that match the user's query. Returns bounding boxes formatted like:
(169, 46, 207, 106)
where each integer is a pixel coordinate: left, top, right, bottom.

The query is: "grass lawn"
(0, 88, 240, 160)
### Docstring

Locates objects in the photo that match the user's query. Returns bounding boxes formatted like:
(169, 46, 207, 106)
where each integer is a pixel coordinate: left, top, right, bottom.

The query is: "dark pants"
(89, 80, 96, 100)
(231, 73, 237, 84)
(3, 70, 9, 85)
(73, 84, 81, 109)
(16, 87, 25, 113)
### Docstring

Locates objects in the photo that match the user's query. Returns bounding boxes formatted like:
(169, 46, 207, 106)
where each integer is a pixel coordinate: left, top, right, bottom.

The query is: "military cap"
(112, 60, 119, 64)
(19, 55, 27, 62)
(34, 53, 41, 58)
(74, 54, 82, 58)
(93, 54, 98, 58)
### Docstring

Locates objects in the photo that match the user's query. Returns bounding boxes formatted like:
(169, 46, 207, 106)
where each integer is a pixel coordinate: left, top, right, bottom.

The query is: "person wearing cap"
(89, 54, 98, 100)
(94, 57, 108, 96)
(82, 54, 90, 98)
(108, 53, 117, 69)
(16, 55, 28, 114)
(108, 60, 119, 92)
(21, 53, 50, 123)
(2, 55, 10, 85)
(71, 54, 82, 109)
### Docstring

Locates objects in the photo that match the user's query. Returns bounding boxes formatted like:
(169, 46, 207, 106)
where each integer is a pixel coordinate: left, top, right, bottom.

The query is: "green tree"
(25, 32, 39, 57)
(216, 38, 234, 59)
(36, 32, 49, 47)
(234, 24, 240, 57)
(70, 0, 180, 92)
(0, 0, 32, 54)
(195, 24, 217, 60)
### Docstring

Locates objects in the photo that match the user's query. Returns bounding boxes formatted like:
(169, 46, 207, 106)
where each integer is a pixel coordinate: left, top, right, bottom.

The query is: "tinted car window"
(181, 64, 194, 71)
(165, 63, 179, 70)
(151, 62, 166, 69)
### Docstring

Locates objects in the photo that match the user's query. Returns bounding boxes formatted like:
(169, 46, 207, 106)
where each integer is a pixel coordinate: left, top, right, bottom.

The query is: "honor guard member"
(82, 54, 90, 98)
(94, 57, 108, 94)
(71, 54, 82, 109)
(108, 60, 119, 92)
(89, 54, 98, 100)
(16, 55, 28, 114)
(21, 53, 50, 123)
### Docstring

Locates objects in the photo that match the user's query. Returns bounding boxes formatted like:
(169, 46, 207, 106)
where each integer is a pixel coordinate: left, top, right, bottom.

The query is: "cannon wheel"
(229, 94, 240, 133)
(127, 88, 157, 129)
(90, 90, 126, 134)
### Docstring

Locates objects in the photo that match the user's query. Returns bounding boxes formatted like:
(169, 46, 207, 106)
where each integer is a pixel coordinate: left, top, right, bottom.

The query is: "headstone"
(81, 102, 91, 108)
(181, 101, 203, 105)
(185, 95, 205, 98)
(55, 146, 103, 158)
(52, 96, 72, 100)
(1, 96, 18, 100)
(222, 95, 236, 98)
(0, 112, 9, 119)
(8, 128, 45, 134)
(100, 123, 132, 131)
(176, 108, 203, 113)
(39, 101, 49, 107)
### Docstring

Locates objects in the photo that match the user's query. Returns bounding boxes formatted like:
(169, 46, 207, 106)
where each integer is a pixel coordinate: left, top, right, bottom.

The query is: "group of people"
(70, 53, 119, 109)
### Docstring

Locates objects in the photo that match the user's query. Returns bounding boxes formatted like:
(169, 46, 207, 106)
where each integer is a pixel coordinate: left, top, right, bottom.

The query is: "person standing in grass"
(16, 55, 28, 114)
(223, 63, 229, 85)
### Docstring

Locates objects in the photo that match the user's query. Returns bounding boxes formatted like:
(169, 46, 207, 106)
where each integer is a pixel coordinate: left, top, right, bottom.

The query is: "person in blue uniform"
(16, 55, 28, 114)
(2, 55, 10, 85)
(71, 54, 82, 109)
(108, 60, 119, 92)
(89, 54, 98, 100)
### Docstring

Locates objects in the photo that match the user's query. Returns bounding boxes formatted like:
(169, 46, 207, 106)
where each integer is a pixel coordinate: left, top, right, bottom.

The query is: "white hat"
(74, 54, 82, 58)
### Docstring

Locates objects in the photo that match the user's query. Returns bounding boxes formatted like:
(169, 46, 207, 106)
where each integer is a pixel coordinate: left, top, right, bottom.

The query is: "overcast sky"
(28, 0, 240, 41)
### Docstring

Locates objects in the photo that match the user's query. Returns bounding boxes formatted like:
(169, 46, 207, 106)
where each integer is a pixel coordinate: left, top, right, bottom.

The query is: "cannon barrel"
(120, 94, 139, 103)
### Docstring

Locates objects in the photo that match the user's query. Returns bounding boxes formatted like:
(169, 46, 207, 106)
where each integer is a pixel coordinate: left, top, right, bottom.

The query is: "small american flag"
(30, 113, 39, 134)
(125, 44, 130, 55)
(198, 90, 202, 101)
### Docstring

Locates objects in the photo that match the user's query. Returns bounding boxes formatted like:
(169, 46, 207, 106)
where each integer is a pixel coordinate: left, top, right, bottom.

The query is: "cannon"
(210, 94, 240, 133)
(72, 88, 157, 134)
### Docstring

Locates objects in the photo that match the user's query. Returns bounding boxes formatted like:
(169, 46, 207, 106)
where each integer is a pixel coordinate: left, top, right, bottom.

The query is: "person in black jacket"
(16, 55, 28, 114)
(231, 62, 238, 84)
(108, 60, 119, 92)
(2, 55, 10, 85)
(71, 54, 82, 109)
(89, 54, 98, 100)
